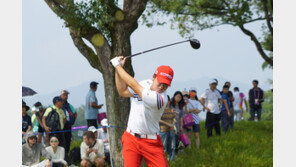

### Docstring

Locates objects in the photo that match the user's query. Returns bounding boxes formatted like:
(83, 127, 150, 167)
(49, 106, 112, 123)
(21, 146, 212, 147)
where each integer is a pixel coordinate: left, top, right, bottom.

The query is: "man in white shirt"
(200, 79, 223, 137)
(233, 87, 248, 121)
(111, 56, 174, 167)
(80, 131, 105, 167)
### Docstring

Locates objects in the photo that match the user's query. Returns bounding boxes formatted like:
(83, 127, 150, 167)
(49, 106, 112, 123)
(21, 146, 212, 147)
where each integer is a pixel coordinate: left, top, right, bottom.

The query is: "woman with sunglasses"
(46, 136, 68, 167)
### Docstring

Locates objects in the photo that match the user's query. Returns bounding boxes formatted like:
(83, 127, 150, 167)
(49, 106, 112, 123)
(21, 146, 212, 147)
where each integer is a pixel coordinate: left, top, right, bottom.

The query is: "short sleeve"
(222, 94, 227, 100)
(217, 91, 222, 99)
(201, 90, 208, 99)
(89, 93, 96, 103)
(43, 108, 52, 117)
(142, 88, 166, 110)
(197, 101, 203, 110)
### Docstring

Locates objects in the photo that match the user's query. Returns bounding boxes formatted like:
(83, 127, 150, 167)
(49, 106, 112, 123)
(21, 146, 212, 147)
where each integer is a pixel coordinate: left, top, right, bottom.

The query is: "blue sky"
(23, 1, 272, 95)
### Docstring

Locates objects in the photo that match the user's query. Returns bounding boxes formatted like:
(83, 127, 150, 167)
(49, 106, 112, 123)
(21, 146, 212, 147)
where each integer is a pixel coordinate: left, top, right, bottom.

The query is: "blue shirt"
(221, 93, 231, 111)
(85, 89, 99, 119)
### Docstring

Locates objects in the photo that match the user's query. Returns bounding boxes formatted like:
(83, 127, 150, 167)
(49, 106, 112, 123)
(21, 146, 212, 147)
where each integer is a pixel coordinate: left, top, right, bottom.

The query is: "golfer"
(111, 56, 173, 167)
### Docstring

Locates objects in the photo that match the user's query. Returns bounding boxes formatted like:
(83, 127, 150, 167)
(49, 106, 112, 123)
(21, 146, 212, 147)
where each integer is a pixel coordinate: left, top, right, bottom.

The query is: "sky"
(23, 0, 272, 96)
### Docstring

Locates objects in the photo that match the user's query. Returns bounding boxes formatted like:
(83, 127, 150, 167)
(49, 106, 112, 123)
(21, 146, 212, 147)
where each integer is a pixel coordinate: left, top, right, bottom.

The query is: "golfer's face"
(155, 82, 169, 93)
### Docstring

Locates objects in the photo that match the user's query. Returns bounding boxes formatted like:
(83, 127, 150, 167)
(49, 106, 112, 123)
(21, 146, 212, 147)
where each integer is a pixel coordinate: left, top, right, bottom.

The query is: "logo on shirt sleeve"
(133, 93, 142, 101)
(157, 93, 164, 110)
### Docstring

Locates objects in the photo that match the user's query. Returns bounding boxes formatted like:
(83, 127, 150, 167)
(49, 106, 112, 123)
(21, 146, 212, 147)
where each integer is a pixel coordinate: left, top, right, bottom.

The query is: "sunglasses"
(50, 140, 59, 143)
(29, 136, 37, 140)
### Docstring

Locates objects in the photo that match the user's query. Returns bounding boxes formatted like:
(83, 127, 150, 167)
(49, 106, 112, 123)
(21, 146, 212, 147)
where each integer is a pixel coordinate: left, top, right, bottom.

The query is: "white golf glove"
(110, 57, 122, 67)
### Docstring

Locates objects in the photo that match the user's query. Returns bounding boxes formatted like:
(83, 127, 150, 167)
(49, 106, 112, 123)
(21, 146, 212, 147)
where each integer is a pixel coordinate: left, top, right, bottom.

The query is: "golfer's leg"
(142, 136, 169, 167)
(122, 132, 142, 167)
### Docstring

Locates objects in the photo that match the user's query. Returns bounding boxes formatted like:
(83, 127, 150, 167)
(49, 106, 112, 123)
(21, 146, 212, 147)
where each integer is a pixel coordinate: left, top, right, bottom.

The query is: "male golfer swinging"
(111, 56, 173, 167)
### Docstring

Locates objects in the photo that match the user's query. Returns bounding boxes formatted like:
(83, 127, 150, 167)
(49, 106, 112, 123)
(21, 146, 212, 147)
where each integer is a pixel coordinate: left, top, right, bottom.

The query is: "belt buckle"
(134, 133, 141, 138)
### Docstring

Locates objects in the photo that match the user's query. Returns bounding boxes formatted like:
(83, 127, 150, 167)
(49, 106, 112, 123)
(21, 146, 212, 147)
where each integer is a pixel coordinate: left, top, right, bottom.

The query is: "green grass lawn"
(68, 120, 272, 167)
(168, 120, 273, 167)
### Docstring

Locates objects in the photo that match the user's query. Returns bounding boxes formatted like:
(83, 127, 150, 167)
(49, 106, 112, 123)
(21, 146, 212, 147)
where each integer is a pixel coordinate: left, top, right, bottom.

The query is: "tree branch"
(262, 0, 273, 35)
(239, 25, 273, 66)
(123, 0, 148, 23)
(69, 28, 103, 72)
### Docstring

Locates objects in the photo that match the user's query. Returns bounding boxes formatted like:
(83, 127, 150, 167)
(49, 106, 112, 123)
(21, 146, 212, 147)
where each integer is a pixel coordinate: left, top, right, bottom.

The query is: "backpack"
(45, 107, 60, 132)
(62, 103, 76, 125)
(69, 147, 81, 164)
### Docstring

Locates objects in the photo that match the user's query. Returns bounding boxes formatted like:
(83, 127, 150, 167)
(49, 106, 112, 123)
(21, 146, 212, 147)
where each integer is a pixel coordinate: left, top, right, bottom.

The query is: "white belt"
(126, 128, 158, 140)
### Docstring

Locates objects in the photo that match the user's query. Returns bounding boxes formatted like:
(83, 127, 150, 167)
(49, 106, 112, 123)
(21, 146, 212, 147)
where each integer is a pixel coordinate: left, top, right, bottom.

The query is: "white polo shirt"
(201, 88, 222, 114)
(127, 80, 168, 135)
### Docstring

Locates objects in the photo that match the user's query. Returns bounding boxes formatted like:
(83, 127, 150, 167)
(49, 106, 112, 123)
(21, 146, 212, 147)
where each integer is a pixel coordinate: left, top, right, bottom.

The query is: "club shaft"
(126, 40, 190, 58)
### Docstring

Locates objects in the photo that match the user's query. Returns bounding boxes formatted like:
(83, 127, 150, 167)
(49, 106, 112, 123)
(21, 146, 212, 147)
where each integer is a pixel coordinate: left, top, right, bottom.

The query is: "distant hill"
(23, 76, 271, 120)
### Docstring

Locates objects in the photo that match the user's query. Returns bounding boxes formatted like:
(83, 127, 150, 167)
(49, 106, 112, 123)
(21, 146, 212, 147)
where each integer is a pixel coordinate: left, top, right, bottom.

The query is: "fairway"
(169, 121, 273, 167)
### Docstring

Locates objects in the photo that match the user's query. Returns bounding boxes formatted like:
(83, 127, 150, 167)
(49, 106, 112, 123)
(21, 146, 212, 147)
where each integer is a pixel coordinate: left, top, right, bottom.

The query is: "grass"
(168, 120, 273, 167)
(68, 120, 272, 167)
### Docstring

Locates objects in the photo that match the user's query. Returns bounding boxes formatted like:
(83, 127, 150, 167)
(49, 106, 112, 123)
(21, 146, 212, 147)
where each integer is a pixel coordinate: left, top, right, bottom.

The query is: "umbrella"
(22, 86, 37, 97)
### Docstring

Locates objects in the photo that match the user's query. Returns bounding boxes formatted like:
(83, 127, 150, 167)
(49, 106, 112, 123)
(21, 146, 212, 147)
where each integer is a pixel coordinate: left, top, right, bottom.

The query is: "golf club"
(126, 38, 200, 59)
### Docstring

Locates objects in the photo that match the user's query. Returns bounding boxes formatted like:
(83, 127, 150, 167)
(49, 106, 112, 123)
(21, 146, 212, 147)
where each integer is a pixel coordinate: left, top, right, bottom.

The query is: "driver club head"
(189, 39, 201, 49)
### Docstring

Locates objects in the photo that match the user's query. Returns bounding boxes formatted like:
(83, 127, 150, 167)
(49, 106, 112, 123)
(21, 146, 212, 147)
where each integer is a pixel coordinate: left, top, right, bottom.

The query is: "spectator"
(34, 102, 49, 146)
(60, 90, 77, 159)
(170, 91, 187, 154)
(46, 136, 68, 167)
(80, 131, 105, 167)
(88, 126, 98, 139)
(233, 87, 248, 121)
(221, 85, 232, 132)
(31, 106, 39, 132)
(22, 131, 51, 167)
(200, 79, 222, 137)
(224, 82, 235, 129)
(182, 90, 190, 104)
(186, 88, 203, 149)
(248, 80, 264, 121)
(159, 99, 176, 161)
(97, 118, 111, 165)
(43, 96, 66, 149)
(85, 81, 104, 128)
(22, 101, 32, 143)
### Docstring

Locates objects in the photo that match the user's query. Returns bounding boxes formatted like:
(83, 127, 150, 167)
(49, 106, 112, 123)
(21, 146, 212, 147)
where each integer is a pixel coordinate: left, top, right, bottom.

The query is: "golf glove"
(110, 57, 122, 67)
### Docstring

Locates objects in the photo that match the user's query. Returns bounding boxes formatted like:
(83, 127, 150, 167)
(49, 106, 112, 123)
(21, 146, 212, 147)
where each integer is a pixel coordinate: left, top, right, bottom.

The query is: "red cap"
(154, 65, 174, 86)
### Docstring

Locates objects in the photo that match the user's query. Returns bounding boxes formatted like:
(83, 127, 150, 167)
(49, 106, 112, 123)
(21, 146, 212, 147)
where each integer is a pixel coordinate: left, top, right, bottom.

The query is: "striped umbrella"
(22, 86, 37, 97)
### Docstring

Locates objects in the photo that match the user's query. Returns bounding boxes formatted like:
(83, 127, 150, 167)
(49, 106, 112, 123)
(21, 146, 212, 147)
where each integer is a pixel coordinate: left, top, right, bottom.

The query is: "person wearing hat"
(182, 89, 190, 104)
(60, 90, 77, 160)
(22, 131, 51, 167)
(22, 101, 32, 143)
(97, 118, 111, 165)
(200, 79, 223, 137)
(85, 81, 104, 128)
(33, 102, 48, 145)
(111, 56, 174, 166)
(42, 96, 66, 148)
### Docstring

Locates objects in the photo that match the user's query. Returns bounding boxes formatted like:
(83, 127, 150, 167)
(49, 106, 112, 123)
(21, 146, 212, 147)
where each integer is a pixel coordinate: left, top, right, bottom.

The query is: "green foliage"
(144, 0, 273, 69)
(72, 105, 87, 141)
(168, 121, 273, 167)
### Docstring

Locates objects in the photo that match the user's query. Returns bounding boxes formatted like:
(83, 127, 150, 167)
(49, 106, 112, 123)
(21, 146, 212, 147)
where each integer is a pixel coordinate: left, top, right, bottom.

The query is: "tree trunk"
(100, 23, 135, 167)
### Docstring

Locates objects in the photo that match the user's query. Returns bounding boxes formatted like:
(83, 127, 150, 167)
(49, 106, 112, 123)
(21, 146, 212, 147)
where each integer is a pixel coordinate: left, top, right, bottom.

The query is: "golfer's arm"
(116, 66, 144, 98)
(115, 69, 133, 97)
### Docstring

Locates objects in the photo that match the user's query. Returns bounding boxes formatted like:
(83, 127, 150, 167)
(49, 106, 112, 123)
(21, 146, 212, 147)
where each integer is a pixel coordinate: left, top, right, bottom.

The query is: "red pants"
(122, 131, 169, 167)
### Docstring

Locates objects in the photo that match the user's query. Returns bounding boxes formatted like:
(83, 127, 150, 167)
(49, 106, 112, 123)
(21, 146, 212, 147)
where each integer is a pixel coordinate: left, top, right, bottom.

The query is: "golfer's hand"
(110, 56, 126, 67)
